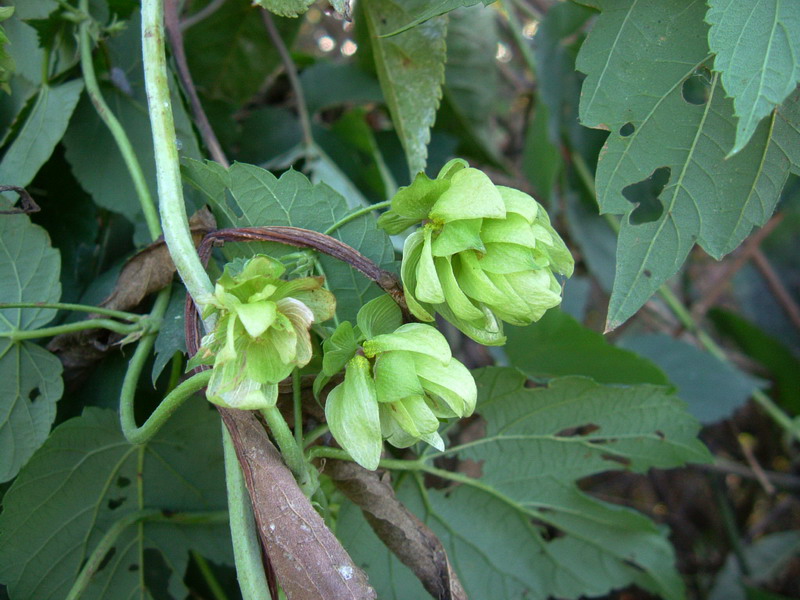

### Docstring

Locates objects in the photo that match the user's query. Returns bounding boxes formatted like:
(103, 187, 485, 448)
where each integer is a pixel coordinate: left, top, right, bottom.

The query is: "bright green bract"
(192, 254, 335, 410)
(379, 159, 574, 345)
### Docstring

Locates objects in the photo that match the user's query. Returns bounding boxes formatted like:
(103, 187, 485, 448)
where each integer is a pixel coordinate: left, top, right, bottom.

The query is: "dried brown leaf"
(327, 459, 467, 600)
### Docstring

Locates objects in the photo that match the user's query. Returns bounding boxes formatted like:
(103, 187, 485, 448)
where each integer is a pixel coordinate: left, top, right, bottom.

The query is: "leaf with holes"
(182, 160, 396, 323)
(0, 209, 63, 483)
(576, 0, 800, 330)
(340, 367, 711, 599)
(0, 403, 231, 600)
(707, 0, 800, 155)
(361, 0, 447, 177)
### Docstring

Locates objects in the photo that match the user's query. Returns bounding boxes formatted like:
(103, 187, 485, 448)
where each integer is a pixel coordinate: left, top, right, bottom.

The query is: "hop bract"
(192, 255, 335, 410)
(378, 159, 574, 345)
(321, 296, 477, 470)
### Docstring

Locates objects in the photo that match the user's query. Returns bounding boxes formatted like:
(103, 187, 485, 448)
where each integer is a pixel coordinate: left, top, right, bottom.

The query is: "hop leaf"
(193, 255, 335, 410)
(380, 159, 575, 345)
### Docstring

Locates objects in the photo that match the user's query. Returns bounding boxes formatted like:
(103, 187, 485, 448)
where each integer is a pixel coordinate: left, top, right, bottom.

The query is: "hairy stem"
(324, 199, 393, 236)
(2, 318, 143, 341)
(260, 406, 317, 497)
(0, 302, 144, 321)
(79, 0, 161, 240)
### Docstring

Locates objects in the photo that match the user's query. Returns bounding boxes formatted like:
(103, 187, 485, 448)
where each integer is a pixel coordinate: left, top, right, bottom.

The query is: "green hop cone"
(191, 254, 336, 410)
(322, 296, 476, 470)
(378, 158, 574, 345)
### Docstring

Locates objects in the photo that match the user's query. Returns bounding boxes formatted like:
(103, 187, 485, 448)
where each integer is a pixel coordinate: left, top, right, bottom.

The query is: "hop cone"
(192, 255, 335, 410)
(379, 159, 574, 345)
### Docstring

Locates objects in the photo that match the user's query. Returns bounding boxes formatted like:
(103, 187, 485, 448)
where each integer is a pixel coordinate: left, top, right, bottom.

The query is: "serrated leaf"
(0, 80, 82, 188)
(0, 403, 232, 600)
(707, 0, 800, 154)
(382, 0, 493, 36)
(342, 367, 710, 599)
(0, 209, 62, 483)
(253, 0, 314, 18)
(576, 0, 800, 330)
(619, 333, 762, 424)
(505, 309, 668, 385)
(184, 0, 300, 104)
(362, 0, 447, 177)
(184, 160, 396, 323)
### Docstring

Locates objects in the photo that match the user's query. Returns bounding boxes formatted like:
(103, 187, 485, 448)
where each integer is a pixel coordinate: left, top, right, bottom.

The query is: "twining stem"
(571, 151, 800, 442)
(222, 426, 273, 600)
(0, 302, 144, 321)
(78, 0, 161, 240)
(121, 368, 212, 444)
(292, 369, 303, 448)
(324, 199, 393, 236)
(261, 9, 313, 151)
(260, 406, 316, 497)
(2, 318, 143, 341)
(501, 0, 538, 80)
(142, 0, 214, 314)
(191, 551, 230, 600)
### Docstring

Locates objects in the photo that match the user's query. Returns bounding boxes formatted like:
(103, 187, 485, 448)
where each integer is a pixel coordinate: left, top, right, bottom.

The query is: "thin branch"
(180, 0, 226, 30)
(261, 9, 314, 150)
(751, 247, 800, 333)
(164, 0, 230, 167)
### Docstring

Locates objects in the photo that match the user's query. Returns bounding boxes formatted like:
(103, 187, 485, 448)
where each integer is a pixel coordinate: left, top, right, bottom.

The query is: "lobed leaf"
(0, 403, 231, 599)
(707, 0, 800, 154)
(577, 0, 800, 330)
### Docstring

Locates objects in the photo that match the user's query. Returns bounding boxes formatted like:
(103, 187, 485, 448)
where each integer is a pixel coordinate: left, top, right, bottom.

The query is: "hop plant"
(319, 296, 477, 470)
(191, 254, 336, 410)
(378, 159, 574, 345)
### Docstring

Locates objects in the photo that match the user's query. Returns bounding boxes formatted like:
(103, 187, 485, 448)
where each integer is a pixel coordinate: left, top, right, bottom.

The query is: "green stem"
(65, 509, 161, 600)
(303, 424, 329, 449)
(292, 369, 303, 448)
(141, 0, 214, 313)
(79, 0, 161, 240)
(572, 150, 800, 442)
(121, 368, 211, 444)
(0, 302, 144, 321)
(323, 200, 393, 236)
(118, 288, 171, 442)
(259, 406, 317, 496)
(2, 318, 143, 341)
(501, 0, 538, 79)
(222, 426, 273, 600)
(192, 551, 230, 600)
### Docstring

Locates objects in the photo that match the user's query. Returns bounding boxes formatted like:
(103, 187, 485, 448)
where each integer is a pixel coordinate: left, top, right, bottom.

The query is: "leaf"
(709, 531, 800, 600)
(151, 284, 187, 384)
(362, 0, 447, 177)
(63, 10, 201, 243)
(618, 333, 762, 424)
(0, 208, 63, 482)
(0, 403, 232, 600)
(184, 0, 300, 104)
(0, 80, 82, 189)
(522, 100, 562, 205)
(381, 0, 493, 36)
(577, 0, 800, 330)
(707, 0, 800, 154)
(299, 62, 383, 114)
(505, 309, 668, 385)
(184, 160, 396, 323)
(253, 0, 314, 18)
(342, 367, 711, 599)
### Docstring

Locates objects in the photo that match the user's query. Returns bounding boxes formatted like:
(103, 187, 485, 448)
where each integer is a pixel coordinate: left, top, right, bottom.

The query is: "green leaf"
(0, 403, 231, 599)
(381, 0, 493, 36)
(0, 80, 82, 188)
(151, 285, 187, 384)
(505, 309, 668, 385)
(577, 0, 800, 330)
(184, 0, 299, 104)
(342, 368, 710, 599)
(253, 0, 314, 17)
(185, 161, 395, 323)
(619, 333, 762, 424)
(322, 320, 358, 377)
(707, 0, 800, 154)
(356, 293, 402, 339)
(0, 209, 62, 483)
(362, 0, 447, 177)
(300, 62, 383, 115)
